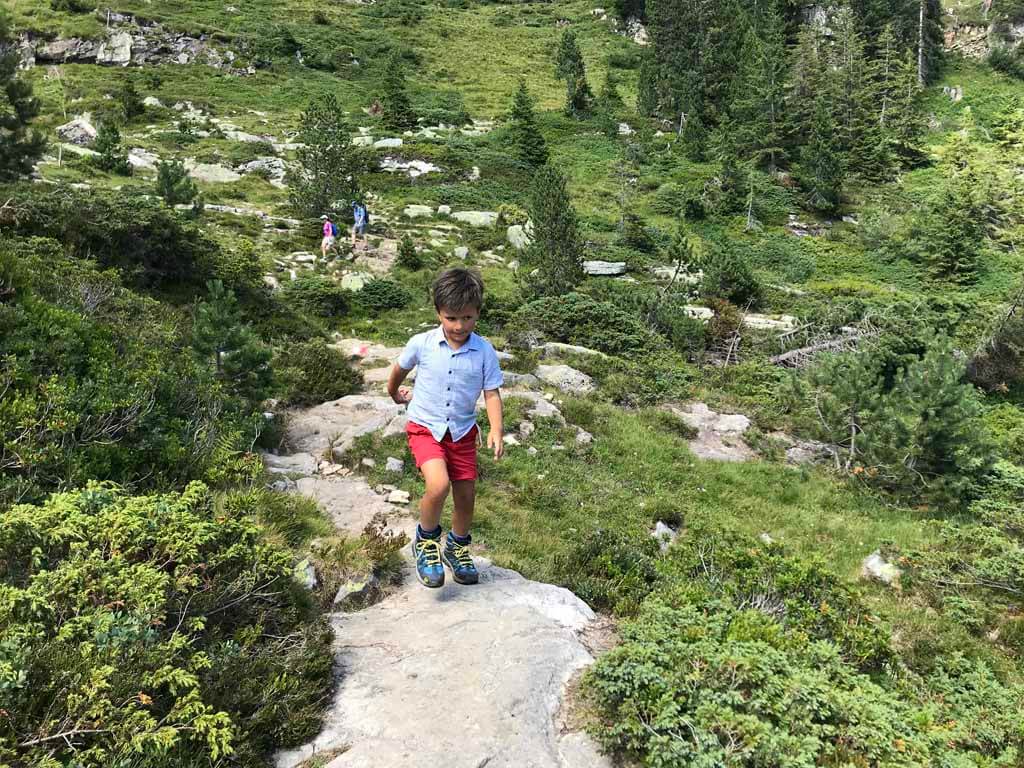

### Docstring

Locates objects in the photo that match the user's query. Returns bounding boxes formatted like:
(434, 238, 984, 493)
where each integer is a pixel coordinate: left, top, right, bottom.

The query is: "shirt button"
(446, 402, 450, 406)
(448, 370, 452, 374)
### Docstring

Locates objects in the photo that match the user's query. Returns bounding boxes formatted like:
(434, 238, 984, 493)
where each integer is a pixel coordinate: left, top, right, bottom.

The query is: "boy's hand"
(391, 387, 412, 405)
(487, 430, 504, 460)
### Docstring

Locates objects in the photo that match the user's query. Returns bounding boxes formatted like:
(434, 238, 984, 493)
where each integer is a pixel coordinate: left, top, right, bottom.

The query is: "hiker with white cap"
(320, 213, 338, 259)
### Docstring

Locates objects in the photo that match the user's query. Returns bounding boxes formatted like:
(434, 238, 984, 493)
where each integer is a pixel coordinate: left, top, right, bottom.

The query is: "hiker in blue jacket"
(351, 200, 369, 251)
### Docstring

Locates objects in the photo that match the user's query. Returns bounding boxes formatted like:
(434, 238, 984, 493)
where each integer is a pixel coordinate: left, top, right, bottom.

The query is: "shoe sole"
(411, 540, 444, 588)
(442, 551, 479, 585)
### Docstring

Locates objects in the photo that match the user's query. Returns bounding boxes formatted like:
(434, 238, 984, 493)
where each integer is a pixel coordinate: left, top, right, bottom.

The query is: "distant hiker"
(351, 199, 369, 250)
(320, 213, 338, 258)
(387, 267, 504, 589)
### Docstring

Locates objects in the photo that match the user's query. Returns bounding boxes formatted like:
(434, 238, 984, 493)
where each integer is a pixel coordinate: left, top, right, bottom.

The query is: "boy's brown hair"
(432, 267, 484, 311)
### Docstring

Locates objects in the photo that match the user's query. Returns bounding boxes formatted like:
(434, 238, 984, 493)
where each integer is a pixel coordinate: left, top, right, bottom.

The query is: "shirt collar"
(433, 326, 480, 351)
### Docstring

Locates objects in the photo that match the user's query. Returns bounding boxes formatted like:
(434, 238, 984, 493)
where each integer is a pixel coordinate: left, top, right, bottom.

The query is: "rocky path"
(263, 355, 611, 768)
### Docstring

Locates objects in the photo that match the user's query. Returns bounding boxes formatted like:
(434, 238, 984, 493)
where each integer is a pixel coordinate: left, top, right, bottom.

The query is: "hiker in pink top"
(320, 213, 337, 258)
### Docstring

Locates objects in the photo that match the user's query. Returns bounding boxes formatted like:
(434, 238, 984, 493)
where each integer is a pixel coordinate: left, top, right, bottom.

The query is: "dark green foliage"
(796, 96, 843, 212)
(969, 310, 1024, 393)
(786, 334, 995, 505)
(117, 79, 145, 122)
(0, 238, 242, 504)
(521, 165, 584, 297)
(274, 339, 363, 406)
(92, 121, 132, 176)
(287, 94, 364, 218)
(989, 45, 1024, 80)
(0, 10, 46, 180)
(554, 30, 591, 117)
(50, 0, 95, 10)
(596, 68, 624, 113)
(699, 240, 762, 307)
(636, 47, 658, 116)
(380, 52, 417, 131)
(5, 187, 216, 288)
(914, 168, 986, 284)
(355, 278, 412, 312)
(192, 280, 273, 405)
(612, 0, 645, 20)
(506, 292, 655, 356)
(556, 527, 661, 614)
(396, 233, 423, 270)
(0, 482, 333, 768)
(280, 274, 351, 318)
(155, 158, 199, 206)
(506, 79, 548, 168)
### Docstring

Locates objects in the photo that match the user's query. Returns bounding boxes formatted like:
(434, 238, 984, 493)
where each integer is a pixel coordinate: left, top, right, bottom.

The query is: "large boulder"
(403, 204, 433, 218)
(583, 260, 626, 276)
(96, 31, 133, 66)
(187, 162, 243, 183)
(535, 364, 596, 395)
(452, 210, 498, 227)
(35, 37, 99, 63)
(861, 551, 901, 587)
(56, 114, 97, 147)
(237, 156, 287, 183)
(285, 394, 406, 459)
(296, 475, 405, 536)
(274, 559, 610, 768)
(507, 222, 533, 250)
(538, 341, 606, 360)
(667, 402, 754, 462)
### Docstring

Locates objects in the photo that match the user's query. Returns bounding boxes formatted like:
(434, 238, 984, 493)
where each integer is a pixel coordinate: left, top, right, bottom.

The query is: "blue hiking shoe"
(412, 533, 445, 589)
(442, 532, 479, 585)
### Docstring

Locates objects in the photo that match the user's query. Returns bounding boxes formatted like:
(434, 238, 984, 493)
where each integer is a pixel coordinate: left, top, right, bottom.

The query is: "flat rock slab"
(296, 475, 410, 536)
(330, 339, 406, 365)
(670, 402, 754, 462)
(535, 364, 596, 395)
(274, 560, 610, 768)
(286, 395, 406, 458)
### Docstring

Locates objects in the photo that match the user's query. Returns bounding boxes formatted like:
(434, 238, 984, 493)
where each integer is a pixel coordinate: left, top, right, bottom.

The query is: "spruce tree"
(636, 47, 659, 116)
(0, 9, 46, 180)
(796, 96, 843, 212)
(155, 159, 198, 206)
(507, 79, 548, 168)
(381, 53, 416, 131)
(286, 94, 363, 217)
(554, 30, 592, 117)
(597, 69, 624, 112)
(93, 121, 132, 175)
(521, 165, 585, 297)
(728, 12, 787, 171)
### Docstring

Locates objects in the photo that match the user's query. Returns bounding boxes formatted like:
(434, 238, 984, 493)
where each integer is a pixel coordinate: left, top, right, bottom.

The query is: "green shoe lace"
(415, 537, 442, 567)
(447, 540, 474, 570)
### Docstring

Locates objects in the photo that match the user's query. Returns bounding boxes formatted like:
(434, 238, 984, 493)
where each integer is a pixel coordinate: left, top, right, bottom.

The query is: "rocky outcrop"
(274, 560, 610, 768)
(285, 394, 406, 460)
(583, 260, 626, 276)
(56, 115, 97, 147)
(667, 402, 755, 462)
(535, 364, 596, 395)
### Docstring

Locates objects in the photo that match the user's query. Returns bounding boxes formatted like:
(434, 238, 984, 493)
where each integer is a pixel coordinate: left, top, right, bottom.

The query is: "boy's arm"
(483, 388, 504, 460)
(387, 364, 413, 404)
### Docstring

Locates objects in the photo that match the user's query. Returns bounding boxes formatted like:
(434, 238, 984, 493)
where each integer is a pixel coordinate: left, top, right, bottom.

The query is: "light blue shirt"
(398, 327, 504, 442)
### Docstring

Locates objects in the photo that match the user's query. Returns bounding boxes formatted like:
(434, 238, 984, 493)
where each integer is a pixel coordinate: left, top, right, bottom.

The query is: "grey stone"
(294, 559, 318, 590)
(519, 420, 535, 438)
(143, 96, 164, 108)
(373, 137, 403, 149)
(286, 395, 406, 459)
(56, 115, 97, 147)
(361, 457, 376, 468)
(340, 273, 369, 291)
(96, 31, 133, 66)
(526, 446, 539, 456)
(575, 428, 593, 446)
(452, 210, 498, 227)
(352, 135, 374, 146)
(452, 246, 469, 259)
(504, 392, 566, 425)
(538, 342, 606, 359)
(127, 148, 159, 170)
(385, 457, 405, 473)
(35, 37, 99, 64)
(503, 372, 541, 390)
(379, 157, 440, 177)
(261, 451, 318, 475)
(296, 475, 409, 536)
(583, 260, 626, 276)
(617, 122, 635, 135)
(387, 489, 411, 504)
(333, 573, 380, 610)
(667, 402, 754, 462)
(503, 434, 520, 446)
(861, 551, 901, 586)
(238, 156, 287, 182)
(507, 222, 533, 250)
(652, 521, 677, 551)
(403, 204, 434, 218)
(535, 364, 596, 395)
(274, 560, 610, 768)
(437, 204, 452, 215)
(187, 162, 242, 183)
(290, 251, 317, 263)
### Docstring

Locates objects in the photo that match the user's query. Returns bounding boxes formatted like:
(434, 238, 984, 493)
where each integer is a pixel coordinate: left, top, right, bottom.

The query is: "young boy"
(387, 267, 504, 588)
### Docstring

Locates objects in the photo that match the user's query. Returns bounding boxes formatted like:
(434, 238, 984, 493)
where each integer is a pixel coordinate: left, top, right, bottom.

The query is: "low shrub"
(699, 240, 763, 307)
(355, 278, 412, 313)
(275, 339, 364, 406)
(555, 527, 661, 614)
(281, 274, 351, 318)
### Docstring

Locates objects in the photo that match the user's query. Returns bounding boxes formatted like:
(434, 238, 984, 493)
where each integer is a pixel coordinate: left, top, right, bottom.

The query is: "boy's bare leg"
(418, 459, 450, 532)
(450, 480, 475, 538)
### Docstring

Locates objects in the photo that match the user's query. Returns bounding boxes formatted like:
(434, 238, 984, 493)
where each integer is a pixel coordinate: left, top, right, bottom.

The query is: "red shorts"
(406, 421, 479, 481)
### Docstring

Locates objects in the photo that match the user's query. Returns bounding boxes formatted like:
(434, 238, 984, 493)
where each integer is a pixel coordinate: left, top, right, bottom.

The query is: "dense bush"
(969, 312, 1024, 394)
(0, 238, 243, 505)
(505, 292, 657, 356)
(699, 240, 763, 307)
(355, 278, 412, 312)
(4, 187, 216, 289)
(587, 527, 1024, 767)
(274, 339, 364, 406)
(0, 482, 333, 767)
(280, 274, 351, 317)
(556, 527, 661, 614)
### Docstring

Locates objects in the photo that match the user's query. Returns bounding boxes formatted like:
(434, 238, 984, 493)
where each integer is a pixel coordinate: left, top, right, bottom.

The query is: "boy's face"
(437, 305, 480, 344)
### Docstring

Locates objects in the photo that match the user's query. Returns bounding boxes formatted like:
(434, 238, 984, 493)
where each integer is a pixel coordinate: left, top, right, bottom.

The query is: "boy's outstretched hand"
(392, 387, 412, 405)
(487, 430, 504, 460)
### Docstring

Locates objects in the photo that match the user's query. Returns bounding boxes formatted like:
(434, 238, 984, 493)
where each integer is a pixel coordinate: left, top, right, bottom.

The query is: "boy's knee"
(423, 478, 450, 501)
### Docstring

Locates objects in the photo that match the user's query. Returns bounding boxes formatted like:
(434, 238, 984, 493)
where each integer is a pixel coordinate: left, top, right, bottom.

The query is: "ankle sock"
(448, 531, 471, 545)
(417, 524, 442, 541)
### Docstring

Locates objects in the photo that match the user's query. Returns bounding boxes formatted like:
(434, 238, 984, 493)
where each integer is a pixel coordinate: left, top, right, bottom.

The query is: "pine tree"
(193, 279, 273, 404)
(597, 69, 624, 112)
(796, 96, 843, 212)
(0, 9, 46, 180)
(381, 53, 416, 131)
(785, 25, 827, 150)
(396, 233, 422, 270)
(507, 79, 548, 168)
(118, 79, 145, 123)
(155, 159, 198, 206)
(636, 47, 659, 116)
(286, 94, 364, 218)
(93, 121, 132, 175)
(555, 30, 592, 117)
(521, 165, 585, 297)
(920, 172, 984, 284)
(728, 11, 788, 171)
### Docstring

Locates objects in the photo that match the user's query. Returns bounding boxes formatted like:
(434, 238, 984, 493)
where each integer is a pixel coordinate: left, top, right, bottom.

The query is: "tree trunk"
(917, 0, 926, 86)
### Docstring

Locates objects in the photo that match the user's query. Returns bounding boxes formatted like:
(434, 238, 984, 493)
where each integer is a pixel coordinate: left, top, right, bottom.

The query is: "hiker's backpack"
(357, 204, 369, 226)
(330, 221, 340, 237)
